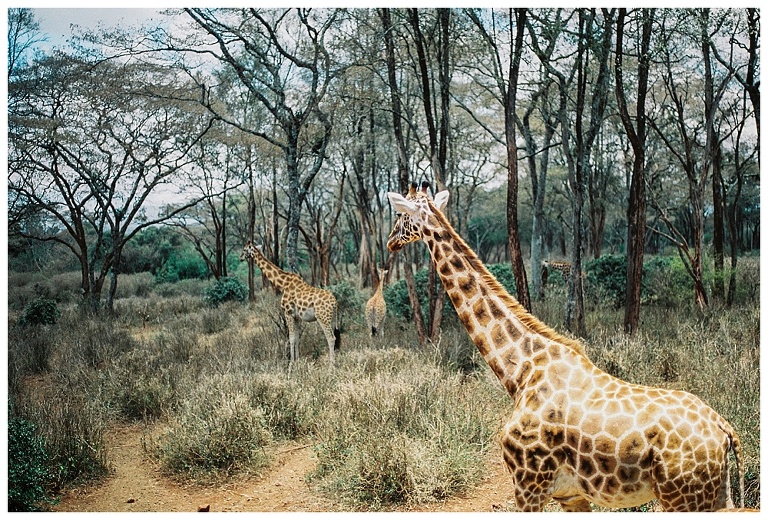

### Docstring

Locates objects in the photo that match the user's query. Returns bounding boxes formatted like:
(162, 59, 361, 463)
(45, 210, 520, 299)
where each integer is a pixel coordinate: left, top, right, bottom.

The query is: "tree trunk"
(506, 8, 531, 312)
(616, 8, 652, 334)
(380, 7, 427, 343)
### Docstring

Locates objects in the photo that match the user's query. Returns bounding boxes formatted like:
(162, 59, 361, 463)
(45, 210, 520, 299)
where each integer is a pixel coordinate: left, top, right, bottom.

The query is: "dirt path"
(51, 424, 518, 513)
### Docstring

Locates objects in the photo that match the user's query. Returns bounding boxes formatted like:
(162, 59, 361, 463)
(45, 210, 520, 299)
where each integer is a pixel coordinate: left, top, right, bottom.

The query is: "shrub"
(204, 277, 248, 307)
(8, 417, 56, 511)
(311, 357, 507, 509)
(585, 254, 627, 307)
(327, 279, 366, 324)
(150, 378, 272, 482)
(65, 320, 137, 369)
(8, 326, 55, 376)
(155, 252, 209, 283)
(17, 298, 60, 327)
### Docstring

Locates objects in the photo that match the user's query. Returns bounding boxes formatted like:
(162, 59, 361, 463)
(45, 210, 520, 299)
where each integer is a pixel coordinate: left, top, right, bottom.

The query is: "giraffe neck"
(376, 275, 385, 295)
(249, 248, 296, 291)
(421, 206, 585, 397)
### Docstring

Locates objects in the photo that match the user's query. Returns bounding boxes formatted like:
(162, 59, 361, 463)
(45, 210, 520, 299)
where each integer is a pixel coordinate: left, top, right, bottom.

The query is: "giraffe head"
(386, 188, 449, 252)
(240, 241, 261, 261)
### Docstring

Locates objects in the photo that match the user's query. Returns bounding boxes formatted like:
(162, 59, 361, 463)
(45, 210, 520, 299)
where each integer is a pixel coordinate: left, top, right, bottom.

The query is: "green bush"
(327, 279, 366, 324)
(155, 252, 209, 283)
(204, 277, 248, 307)
(8, 417, 56, 511)
(17, 298, 60, 327)
(585, 254, 627, 307)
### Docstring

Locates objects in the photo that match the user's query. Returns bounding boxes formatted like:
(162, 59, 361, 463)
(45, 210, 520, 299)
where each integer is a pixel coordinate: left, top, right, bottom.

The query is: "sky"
(31, 8, 169, 50)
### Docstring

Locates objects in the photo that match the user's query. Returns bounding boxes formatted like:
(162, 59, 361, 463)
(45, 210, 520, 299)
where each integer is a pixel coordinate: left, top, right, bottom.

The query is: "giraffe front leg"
(285, 314, 299, 363)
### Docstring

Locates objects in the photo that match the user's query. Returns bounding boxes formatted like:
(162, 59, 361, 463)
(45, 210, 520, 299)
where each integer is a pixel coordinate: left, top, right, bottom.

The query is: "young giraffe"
(240, 242, 340, 364)
(386, 188, 744, 512)
(365, 267, 388, 337)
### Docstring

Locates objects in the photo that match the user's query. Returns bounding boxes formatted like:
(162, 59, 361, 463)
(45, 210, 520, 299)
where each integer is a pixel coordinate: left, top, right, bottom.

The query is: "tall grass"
(7, 265, 761, 510)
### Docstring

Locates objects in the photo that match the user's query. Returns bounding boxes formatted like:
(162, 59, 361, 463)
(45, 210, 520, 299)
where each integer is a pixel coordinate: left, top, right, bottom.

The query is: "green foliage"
(383, 269, 429, 322)
(155, 251, 209, 283)
(8, 416, 56, 511)
(203, 276, 248, 307)
(17, 297, 60, 327)
(585, 254, 628, 307)
(585, 254, 688, 308)
(327, 279, 366, 323)
(120, 226, 182, 274)
(486, 262, 517, 294)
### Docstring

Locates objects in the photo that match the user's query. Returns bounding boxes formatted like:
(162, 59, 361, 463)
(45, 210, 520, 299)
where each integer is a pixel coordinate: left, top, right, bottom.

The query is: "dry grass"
(7, 268, 761, 510)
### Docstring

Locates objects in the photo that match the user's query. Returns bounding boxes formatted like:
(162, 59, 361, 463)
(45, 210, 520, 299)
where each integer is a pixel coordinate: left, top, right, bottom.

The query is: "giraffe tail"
(731, 429, 745, 509)
(333, 304, 341, 351)
(371, 327, 377, 336)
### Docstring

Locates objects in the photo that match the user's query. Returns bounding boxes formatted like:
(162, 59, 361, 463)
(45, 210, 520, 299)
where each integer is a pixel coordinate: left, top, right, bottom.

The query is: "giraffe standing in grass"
(386, 186, 744, 512)
(240, 242, 340, 364)
(365, 267, 388, 337)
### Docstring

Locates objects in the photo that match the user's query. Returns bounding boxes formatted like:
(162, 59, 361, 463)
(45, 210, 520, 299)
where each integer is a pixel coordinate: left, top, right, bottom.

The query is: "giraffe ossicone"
(386, 188, 744, 512)
(241, 242, 340, 364)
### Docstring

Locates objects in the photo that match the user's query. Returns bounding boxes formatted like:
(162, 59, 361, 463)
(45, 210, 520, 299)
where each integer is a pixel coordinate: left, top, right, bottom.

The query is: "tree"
(615, 7, 652, 334)
(464, 9, 531, 311)
(179, 8, 342, 273)
(164, 132, 248, 280)
(379, 7, 429, 344)
(8, 53, 215, 312)
(7, 8, 44, 80)
(408, 8, 453, 339)
(648, 10, 731, 310)
(527, 9, 614, 336)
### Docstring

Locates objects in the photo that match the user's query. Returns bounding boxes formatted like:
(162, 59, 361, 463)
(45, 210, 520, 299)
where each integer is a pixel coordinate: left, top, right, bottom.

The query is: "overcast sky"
(31, 8, 168, 50)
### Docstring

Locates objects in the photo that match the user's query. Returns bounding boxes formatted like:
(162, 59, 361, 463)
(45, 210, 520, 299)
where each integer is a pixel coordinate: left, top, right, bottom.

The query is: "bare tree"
(649, 10, 733, 310)
(379, 7, 428, 344)
(178, 8, 341, 273)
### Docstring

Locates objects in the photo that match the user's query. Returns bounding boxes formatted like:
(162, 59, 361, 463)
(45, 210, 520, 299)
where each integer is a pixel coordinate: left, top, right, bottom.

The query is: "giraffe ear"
(434, 190, 450, 211)
(388, 192, 417, 215)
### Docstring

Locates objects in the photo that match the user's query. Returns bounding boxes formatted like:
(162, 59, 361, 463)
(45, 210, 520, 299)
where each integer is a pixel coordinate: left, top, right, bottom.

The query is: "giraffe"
(240, 242, 340, 364)
(386, 187, 744, 512)
(542, 260, 586, 290)
(543, 260, 573, 279)
(365, 267, 388, 337)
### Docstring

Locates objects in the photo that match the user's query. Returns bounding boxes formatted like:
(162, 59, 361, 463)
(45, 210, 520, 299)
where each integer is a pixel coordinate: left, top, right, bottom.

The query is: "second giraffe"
(241, 242, 341, 364)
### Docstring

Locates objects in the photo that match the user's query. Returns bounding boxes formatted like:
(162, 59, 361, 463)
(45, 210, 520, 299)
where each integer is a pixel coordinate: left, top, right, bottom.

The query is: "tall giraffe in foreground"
(240, 242, 340, 364)
(386, 187, 743, 512)
(365, 267, 388, 337)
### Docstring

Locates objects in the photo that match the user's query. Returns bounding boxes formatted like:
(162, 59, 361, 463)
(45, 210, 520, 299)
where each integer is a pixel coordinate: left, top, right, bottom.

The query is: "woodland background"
(6, 7, 760, 512)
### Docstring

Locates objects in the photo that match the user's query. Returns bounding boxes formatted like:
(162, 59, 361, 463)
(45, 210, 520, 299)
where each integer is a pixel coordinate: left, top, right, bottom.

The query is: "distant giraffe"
(542, 260, 586, 289)
(544, 260, 573, 278)
(386, 187, 744, 512)
(240, 242, 340, 364)
(365, 267, 388, 337)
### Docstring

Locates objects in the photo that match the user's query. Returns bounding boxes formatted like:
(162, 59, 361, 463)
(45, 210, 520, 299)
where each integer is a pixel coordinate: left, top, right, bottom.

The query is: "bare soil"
(51, 423, 519, 513)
